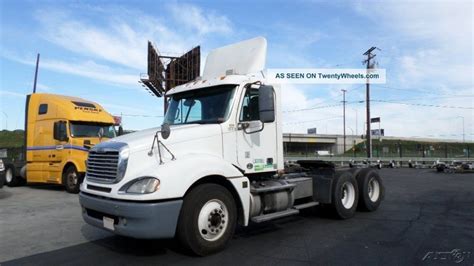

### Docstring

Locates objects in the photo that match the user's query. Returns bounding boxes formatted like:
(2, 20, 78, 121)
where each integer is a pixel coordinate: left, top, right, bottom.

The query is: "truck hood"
(107, 124, 223, 157)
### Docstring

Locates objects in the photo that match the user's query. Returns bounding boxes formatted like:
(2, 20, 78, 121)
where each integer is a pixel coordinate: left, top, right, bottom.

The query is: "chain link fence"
(284, 140, 473, 159)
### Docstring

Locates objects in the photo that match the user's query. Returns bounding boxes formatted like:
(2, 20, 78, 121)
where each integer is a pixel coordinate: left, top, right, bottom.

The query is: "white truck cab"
(79, 37, 384, 256)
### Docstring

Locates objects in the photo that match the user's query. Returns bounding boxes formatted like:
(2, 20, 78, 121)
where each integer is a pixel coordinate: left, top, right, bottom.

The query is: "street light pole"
(348, 127, 354, 136)
(341, 89, 347, 153)
(348, 127, 355, 158)
(351, 107, 358, 136)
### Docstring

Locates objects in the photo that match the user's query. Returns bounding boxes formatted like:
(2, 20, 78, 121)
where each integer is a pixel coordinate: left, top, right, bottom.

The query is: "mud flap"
(312, 175, 333, 204)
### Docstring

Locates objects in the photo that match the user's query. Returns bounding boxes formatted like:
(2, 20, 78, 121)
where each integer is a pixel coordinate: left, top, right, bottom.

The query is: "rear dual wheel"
(355, 169, 384, 211)
(330, 169, 384, 218)
(330, 172, 359, 219)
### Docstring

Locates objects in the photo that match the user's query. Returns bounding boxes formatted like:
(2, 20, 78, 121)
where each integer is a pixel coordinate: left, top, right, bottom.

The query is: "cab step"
(251, 209, 299, 223)
(293, 201, 319, 210)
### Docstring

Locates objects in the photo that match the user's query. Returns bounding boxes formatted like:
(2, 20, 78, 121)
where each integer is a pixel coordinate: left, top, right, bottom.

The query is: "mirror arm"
(148, 127, 175, 164)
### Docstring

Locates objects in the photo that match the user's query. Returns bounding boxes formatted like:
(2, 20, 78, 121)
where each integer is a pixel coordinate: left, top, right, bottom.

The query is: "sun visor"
(202, 37, 267, 79)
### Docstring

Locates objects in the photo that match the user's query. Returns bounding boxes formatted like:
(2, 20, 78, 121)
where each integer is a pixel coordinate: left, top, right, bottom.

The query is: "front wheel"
(176, 183, 237, 256)
(63, 165, 81, 194)
(5, 165, 23, 187)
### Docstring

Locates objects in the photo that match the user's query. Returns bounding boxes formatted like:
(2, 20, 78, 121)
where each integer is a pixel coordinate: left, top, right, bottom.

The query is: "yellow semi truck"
(4, 93, 116, 193)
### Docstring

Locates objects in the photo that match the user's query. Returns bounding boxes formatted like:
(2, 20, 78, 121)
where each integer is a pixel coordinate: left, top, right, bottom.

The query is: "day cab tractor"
(79, 37, 385, 255)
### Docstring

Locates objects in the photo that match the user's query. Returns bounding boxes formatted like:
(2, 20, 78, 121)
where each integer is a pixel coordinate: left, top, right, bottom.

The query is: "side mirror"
(53, 121, 68, 142)
(98, 128, 104, 139)
(118, 126, 124, 136)
(161, 123, 171, 139)
(258, 85, 275, 123)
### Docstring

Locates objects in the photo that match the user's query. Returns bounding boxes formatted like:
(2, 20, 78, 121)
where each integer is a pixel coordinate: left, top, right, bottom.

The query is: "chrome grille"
(86, 150, 119, 181)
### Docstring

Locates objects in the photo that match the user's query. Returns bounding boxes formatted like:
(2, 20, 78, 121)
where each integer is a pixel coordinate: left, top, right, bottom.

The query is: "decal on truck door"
(253, 159, 264, 171)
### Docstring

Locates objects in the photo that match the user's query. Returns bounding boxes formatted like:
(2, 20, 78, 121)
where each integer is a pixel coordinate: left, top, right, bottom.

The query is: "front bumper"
(79, 192, 182, 239)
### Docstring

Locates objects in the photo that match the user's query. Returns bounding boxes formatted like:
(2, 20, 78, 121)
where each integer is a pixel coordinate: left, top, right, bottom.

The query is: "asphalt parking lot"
(1, 168, 473, 265)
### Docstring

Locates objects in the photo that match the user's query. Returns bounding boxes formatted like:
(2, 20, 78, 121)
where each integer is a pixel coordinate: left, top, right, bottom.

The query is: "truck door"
(236, 86, 278, 174)
(48, 120, 68, 182)
(26, 104, 50, 183)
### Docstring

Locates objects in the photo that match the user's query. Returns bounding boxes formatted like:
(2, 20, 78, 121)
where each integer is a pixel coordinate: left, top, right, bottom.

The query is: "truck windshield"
(69, 122, 116, 138)
(164, 85, 236, 125)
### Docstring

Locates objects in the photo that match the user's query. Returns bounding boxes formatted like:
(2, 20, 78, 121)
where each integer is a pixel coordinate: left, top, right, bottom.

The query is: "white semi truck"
(79, 37, 384, 255)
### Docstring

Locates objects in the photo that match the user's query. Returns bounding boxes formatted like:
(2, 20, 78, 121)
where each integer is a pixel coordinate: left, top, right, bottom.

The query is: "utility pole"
(363, 47, 379, 158)
(341, 89, 347, 154)
(33, 53, 40, 93)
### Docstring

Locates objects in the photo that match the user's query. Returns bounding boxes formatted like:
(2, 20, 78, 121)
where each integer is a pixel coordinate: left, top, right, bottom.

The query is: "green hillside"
(0, 130, 25, 148)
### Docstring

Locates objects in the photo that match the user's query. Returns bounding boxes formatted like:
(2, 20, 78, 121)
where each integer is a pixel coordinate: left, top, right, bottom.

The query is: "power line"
(371, 84, 435, 94)
(371, 100, 474, 110)
(284, 96, 472, 113)
(283, 116, 342, 125)
(283, 103, 343, 113)
(115, 113, 164, 118)
(371, 84, 472, 95)
(379, 95, 474, 102)
(283, 101, 363, 113)
(282, 91, 343, 112)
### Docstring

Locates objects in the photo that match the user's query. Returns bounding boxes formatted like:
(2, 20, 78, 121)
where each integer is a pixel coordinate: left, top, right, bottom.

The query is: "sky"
(0, 0, 473, 141)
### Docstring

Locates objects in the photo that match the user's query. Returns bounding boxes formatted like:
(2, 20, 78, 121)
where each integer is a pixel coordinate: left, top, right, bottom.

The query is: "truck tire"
(176, 183, 237, 256)
(0, 170, 4, 188)
(436, 165, 445, 172)
(355, 169, 384, 212)
(330, 172, 359, 219)
(5, 165, 23, 187)
(63, 165, 81, 194)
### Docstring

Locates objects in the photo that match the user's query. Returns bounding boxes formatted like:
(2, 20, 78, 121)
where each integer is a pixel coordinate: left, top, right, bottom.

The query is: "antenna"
(33, 53, 40, 93)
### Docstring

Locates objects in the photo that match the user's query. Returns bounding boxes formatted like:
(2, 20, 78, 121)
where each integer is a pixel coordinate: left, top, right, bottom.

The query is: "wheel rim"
(198, 199, 229, 242)
(6, 168, 13, 183)
(341, 182, 355, 209)
(67, 171, 78, 188)
(368, 178, 380, 202)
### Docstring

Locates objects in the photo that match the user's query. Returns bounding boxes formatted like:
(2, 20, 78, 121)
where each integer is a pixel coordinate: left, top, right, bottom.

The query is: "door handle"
(56, 145, 64, 150)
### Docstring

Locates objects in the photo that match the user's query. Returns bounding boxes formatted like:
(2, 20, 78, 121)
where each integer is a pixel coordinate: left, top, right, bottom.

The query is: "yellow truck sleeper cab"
(25, 93, 116, 193)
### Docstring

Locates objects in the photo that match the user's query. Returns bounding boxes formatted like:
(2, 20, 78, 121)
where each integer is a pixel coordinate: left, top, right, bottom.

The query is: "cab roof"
(29, 93, 115, 124)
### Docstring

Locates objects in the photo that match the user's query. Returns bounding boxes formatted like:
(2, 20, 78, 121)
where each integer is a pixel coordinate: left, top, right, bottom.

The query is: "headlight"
(120, 177, 160, 194)
(117, 146, 130, 181)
